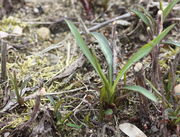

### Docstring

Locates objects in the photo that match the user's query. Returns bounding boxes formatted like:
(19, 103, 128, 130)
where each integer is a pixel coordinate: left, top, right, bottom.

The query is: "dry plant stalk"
(151, 10, 164, 93)
(1, 40, 7, 82)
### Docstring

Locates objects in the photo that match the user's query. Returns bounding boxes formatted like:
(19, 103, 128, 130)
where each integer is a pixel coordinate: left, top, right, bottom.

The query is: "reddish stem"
(80, 0, 94, 20)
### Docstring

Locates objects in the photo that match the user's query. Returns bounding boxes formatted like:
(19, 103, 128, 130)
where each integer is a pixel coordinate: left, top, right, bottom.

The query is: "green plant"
(9, 71, 30, 105)
(131, 0, 179, 36)
(132, 0, 179, 96)
(162, 0, 180, 20)
(165, 106, 180, 125)
(132, 1, 180, 127)
(47, 96, 74, 129)
(66, 20, 174, 110)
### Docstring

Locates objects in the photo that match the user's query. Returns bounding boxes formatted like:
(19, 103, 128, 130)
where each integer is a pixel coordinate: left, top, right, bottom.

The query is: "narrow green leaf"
(136, 5, 156, 30)
(131, 9, 150, 27)
(91, 32, 113, 84)
(47, 96, 56, 106)
(10, 71, 20, 99)
(123, 85, 158, 102)
(145, 79, 162, 97)
(92, 51, 110, 87)
(113, 24, 175, 91)
(163, 0, 180, 20)
(65, 20, 96, 71)
(161, 41, 180, 47)
(66, 123, 82, 129)
(65, 20, 109, 86)
(145, 78, 171, 107)
(61, 112, 73, 124)
(175, 107, 180, 114)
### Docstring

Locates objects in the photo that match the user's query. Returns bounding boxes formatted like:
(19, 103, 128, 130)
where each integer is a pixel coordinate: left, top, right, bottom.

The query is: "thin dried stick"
(1, 40, 7, 82)
(88, 13, 132, 32)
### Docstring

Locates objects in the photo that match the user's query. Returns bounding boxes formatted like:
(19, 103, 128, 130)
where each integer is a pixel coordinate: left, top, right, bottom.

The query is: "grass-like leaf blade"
(162, 41, 180, 47)
(131, 9, 150, 27)
(65, 20, 109, 86)
(113, 24, 175, 91)
(163, 0, 180, 20)
(123, 85, 158, 102)
(66, 123, 82, 129)
(136, 5, 156, 30)
(91, 32, 113, 84)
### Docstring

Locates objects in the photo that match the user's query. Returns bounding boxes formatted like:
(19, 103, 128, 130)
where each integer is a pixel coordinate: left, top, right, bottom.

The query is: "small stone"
(174, 84, 180, 98)
(33, 6, 43, 14)
(134, 62, 143, 72)
(139, 34, 147, 42)
(36, 27, 50, 40)
(43, 5, 50, 13)
(13, 26, 23, 35)
(157, 10, 163, 16)
(0, 31, 9, 38)
(33, 7, 39, 14)
(115, 20, 131, 26)
(4, 132, 10, 137)
(151, 125, 158, 133)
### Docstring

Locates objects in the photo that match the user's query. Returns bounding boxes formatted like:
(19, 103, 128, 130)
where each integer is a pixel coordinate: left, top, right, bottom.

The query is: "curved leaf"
(163, 0, 180, 20)
(135, 5, 156, 30)
(131, 9, 150, 27)
(113, 24, 175, 91)
(162, 41, 180, 47)
(91, 32, 113, 84)
(123, 85, 158, 102)
(65, 20, 109, 86)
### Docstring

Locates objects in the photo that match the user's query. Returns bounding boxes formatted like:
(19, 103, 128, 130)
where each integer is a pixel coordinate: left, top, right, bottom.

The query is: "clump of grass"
(66, 20, 174, 118)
